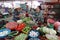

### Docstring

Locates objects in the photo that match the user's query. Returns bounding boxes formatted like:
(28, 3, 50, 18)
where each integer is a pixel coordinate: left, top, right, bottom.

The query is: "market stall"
(0, 0, 60, 40)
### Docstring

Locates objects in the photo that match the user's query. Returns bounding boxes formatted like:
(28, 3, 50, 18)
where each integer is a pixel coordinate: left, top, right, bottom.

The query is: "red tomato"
(15, 23, 26, 31)
(6, 22, 18, 30)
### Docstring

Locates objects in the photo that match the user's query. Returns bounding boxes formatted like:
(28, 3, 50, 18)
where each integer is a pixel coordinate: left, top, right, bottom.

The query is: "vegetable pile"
(0, 16, 60, 40)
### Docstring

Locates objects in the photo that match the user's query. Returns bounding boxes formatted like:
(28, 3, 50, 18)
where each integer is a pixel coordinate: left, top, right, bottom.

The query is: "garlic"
(46, 34, 58, 40)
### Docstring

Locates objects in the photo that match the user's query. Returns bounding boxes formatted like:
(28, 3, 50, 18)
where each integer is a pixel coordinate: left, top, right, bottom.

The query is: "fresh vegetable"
(22, 17, 31, 23)
(22, 25, 31, 34)
(14, 33, 27, 40)
(46, 34, 58, 40)
(15, 23, 26, 31)
(40, 27, 57, 35)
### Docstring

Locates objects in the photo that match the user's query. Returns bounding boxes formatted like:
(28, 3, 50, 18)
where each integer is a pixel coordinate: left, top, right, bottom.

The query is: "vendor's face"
(43, 11, 48, 17)
(36, 7, 40, 12)
(44, 11, 47, 14)
(16, 8, 20, 11)
(17, 8, 22, 12)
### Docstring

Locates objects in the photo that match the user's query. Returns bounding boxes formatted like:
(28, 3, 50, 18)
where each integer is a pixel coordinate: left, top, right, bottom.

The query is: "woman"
(31, 6, 44, 23)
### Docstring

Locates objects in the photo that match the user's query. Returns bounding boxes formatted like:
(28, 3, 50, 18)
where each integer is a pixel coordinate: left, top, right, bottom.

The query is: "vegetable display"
(0, 13, 60, 40)
(22, 17, 32, 23)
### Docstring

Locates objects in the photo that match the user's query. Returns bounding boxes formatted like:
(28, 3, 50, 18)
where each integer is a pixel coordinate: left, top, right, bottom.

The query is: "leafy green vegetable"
(14, 33, 27, 40)
(22, 25, 31, 34)
(22, 17, 31, 23)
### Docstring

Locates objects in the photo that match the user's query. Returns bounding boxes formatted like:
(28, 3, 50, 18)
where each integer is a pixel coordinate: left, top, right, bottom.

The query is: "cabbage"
(40, 27, 57, 35)
(46, 34, 58, 40)
(49, 29, 56, 35)
(42, 27, 50, 34)
(22, 17, 31, 22)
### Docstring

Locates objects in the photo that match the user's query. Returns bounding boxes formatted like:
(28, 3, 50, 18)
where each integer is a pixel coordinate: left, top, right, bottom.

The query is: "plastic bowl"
(0, 28, 11, 38)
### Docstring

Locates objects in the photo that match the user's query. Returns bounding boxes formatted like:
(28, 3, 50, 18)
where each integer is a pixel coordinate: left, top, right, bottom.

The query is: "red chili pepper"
(15, 23, 26, 31)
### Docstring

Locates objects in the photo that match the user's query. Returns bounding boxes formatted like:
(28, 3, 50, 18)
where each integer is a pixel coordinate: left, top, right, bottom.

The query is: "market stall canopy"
(26, 1, 41, 9)
(0, 0, 58, 2)
(4, 2, 13, 8)
(0, 1, 42, 9)
(0, 0, 35, 1)
(13, 1, 20, 8)
(0, 0, 58, 9)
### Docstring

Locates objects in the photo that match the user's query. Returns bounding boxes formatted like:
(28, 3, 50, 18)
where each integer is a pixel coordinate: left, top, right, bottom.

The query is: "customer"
(13, 6, 22, 21)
